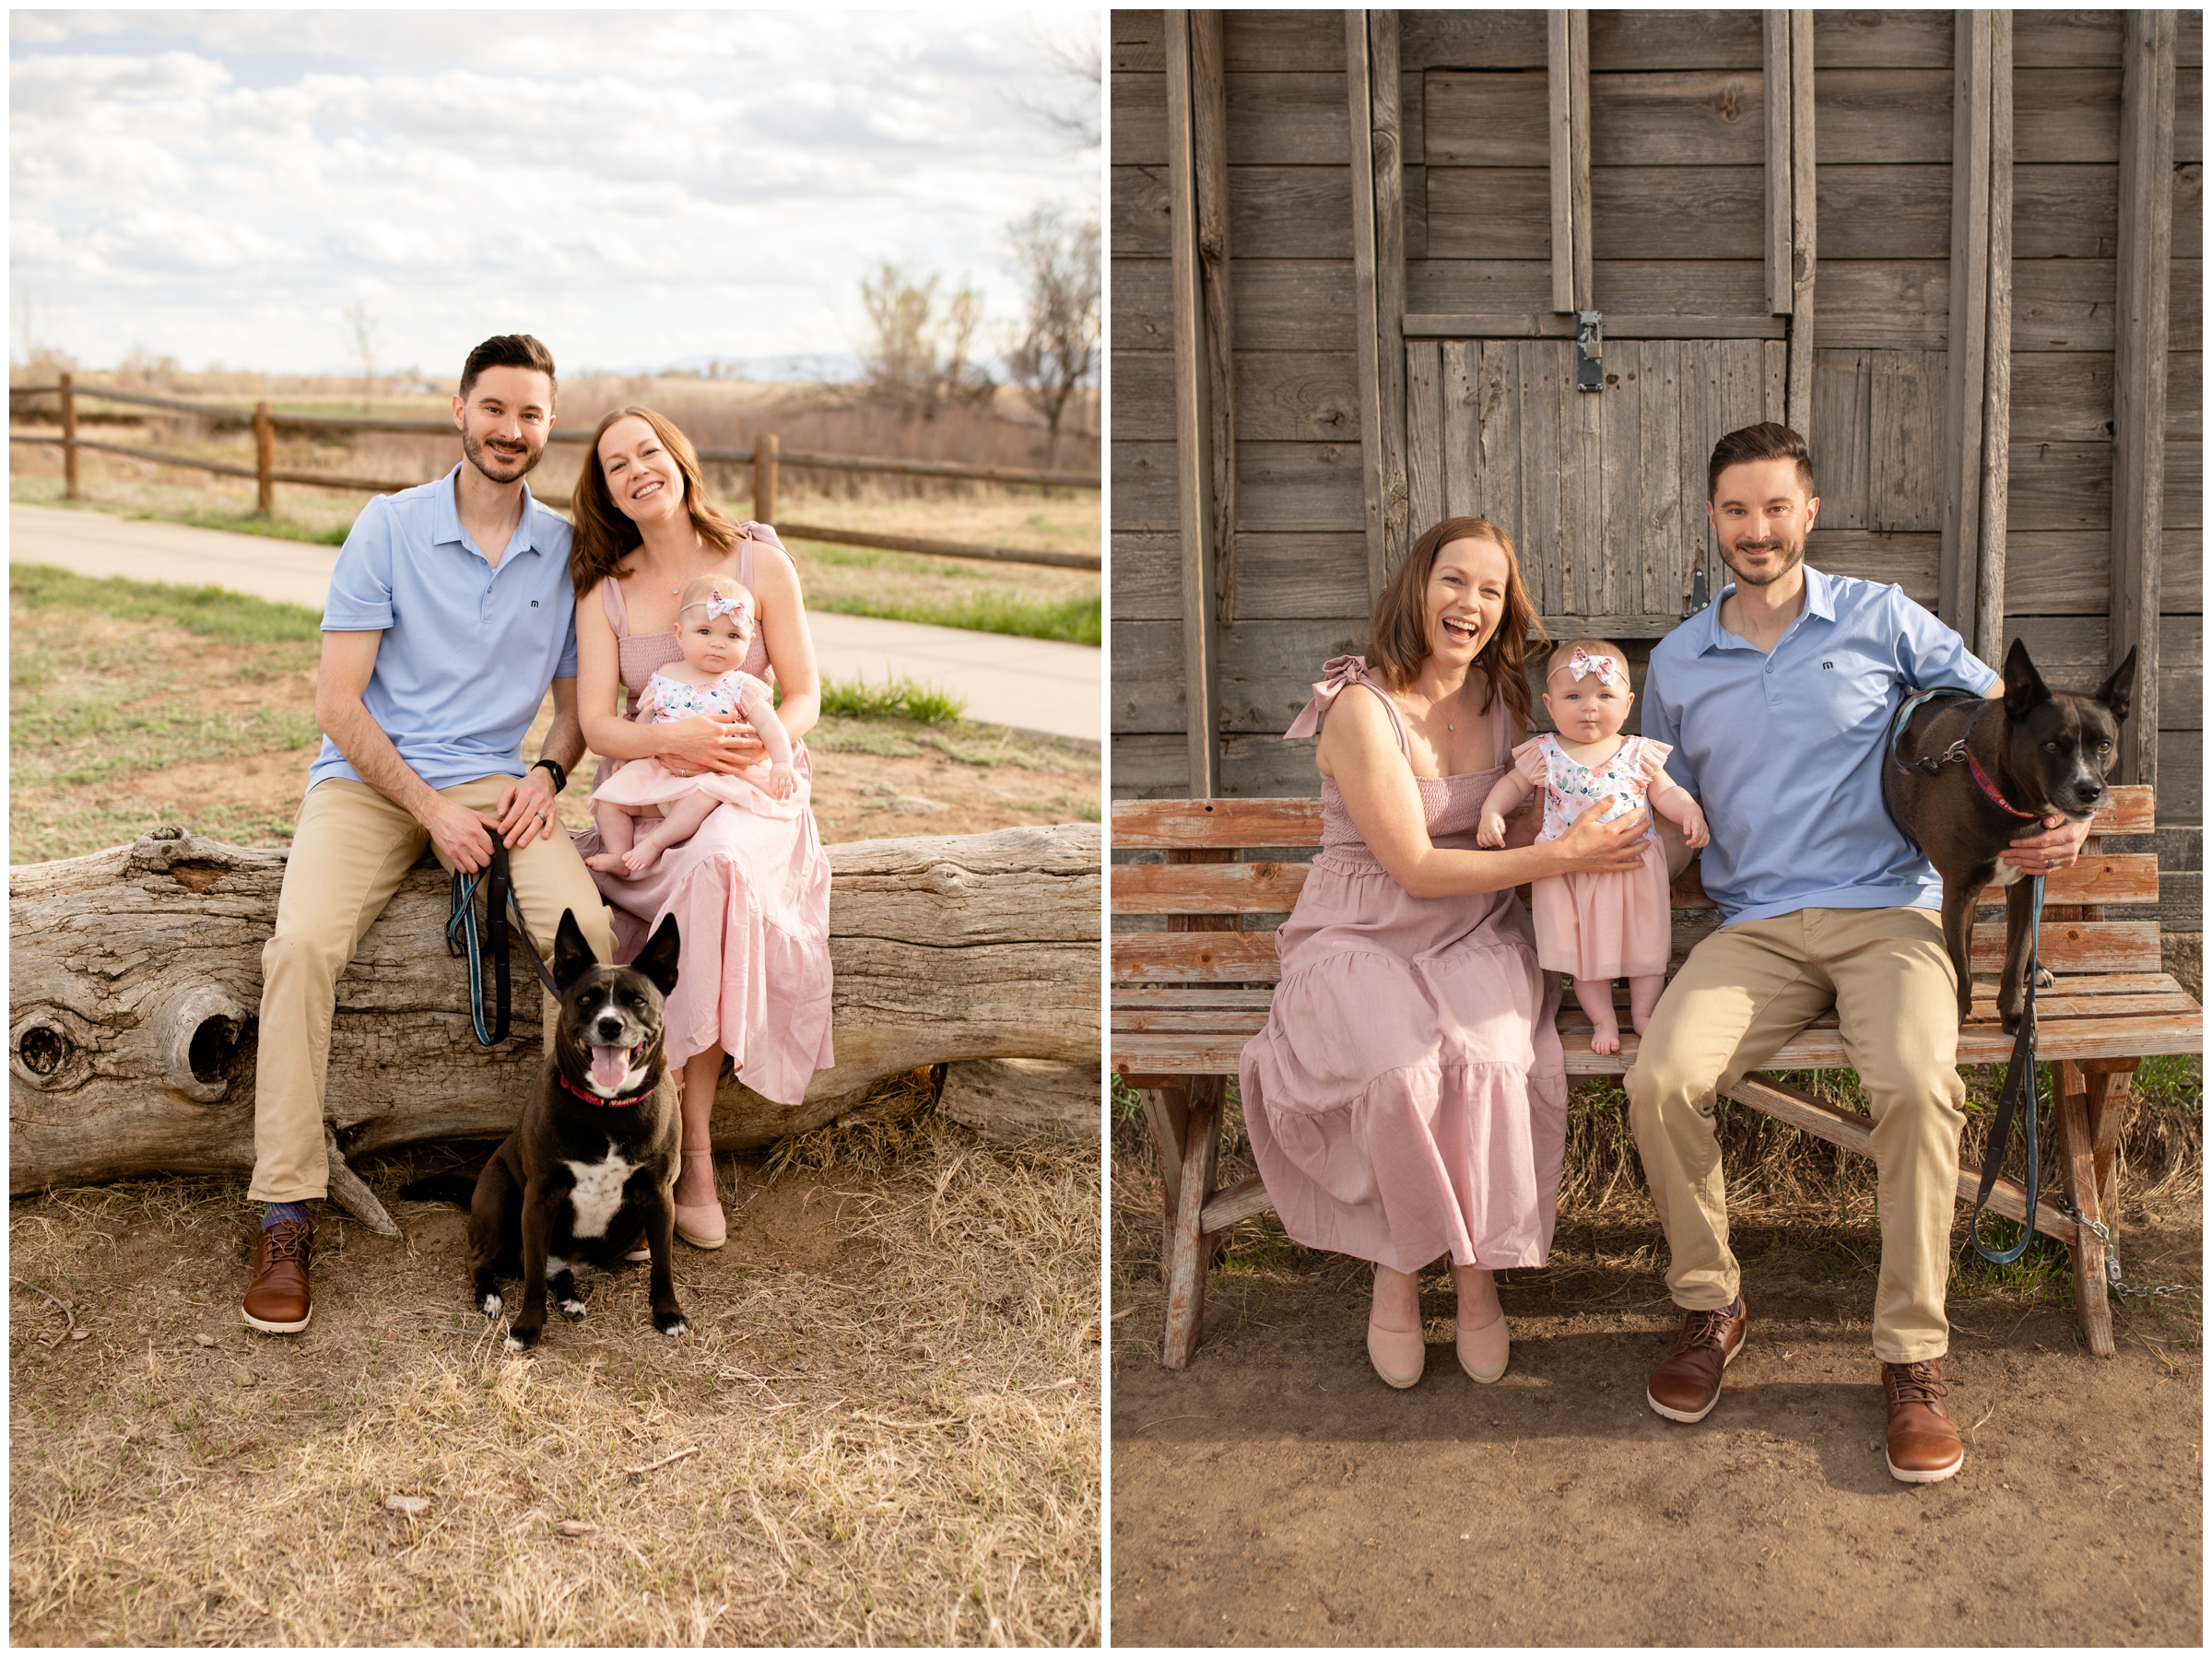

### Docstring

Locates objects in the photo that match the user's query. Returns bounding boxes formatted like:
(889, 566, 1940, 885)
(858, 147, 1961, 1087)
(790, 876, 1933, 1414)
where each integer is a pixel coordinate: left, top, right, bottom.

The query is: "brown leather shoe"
(1645, 1292, 1747, 1423)
(241, 1218, 313, 1334)
(1882, 1359, 1964, 1484)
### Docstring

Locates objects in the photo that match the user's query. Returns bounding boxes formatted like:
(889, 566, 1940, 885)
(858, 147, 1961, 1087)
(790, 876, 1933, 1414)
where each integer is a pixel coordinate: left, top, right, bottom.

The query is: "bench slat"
(1114, 852, 2159, 914)
(1112, 798, 1326, 848)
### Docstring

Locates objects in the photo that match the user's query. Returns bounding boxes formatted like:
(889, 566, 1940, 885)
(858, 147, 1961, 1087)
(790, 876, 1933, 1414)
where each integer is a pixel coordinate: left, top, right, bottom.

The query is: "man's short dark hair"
(459, 335, 557, 402)
(1707, 421, 1816, 501)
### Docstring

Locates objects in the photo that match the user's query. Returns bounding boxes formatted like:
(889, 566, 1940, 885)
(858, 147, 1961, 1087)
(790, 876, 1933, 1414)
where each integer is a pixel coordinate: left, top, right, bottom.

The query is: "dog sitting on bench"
(1883, 639, 2136, 1034)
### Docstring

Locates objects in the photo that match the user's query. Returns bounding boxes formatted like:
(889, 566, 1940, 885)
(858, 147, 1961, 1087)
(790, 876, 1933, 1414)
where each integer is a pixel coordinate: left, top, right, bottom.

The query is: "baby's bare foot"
(584, 852, 629, 876)
(621, 842, 665, 876)
(1588, 1023, 1621, 1056)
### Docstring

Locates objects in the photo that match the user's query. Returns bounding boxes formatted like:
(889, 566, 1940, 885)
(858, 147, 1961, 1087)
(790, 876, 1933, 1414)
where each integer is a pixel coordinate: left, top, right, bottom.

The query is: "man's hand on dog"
(490, 770, 561, 849)
(1999, 813, 2092, 875)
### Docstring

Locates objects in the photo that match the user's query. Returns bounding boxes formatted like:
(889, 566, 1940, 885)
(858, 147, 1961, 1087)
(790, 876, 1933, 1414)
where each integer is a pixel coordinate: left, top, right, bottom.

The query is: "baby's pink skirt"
(1529, 836, 1673, 981)
(588, 756, 804, 822)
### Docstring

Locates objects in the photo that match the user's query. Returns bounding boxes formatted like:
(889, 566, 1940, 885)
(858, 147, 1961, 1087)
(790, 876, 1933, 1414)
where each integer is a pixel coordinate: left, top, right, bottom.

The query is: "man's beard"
(461, 424, 542, 484)
(1720, 532, 1806, 588)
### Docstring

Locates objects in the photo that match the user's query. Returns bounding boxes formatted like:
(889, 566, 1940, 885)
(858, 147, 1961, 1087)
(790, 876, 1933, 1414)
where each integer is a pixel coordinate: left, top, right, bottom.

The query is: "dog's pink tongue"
(589, 1046, 632, 1092)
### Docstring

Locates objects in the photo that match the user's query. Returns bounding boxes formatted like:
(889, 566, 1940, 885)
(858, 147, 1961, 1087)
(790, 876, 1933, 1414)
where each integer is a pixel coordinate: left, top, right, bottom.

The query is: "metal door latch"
(1684, 567, 1709, 617)
(1576, 310, 1603, 392)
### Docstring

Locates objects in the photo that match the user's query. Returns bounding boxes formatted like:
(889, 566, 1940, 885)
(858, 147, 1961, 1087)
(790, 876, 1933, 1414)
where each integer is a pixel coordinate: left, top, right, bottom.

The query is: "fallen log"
(10, 823, 1101, 1214)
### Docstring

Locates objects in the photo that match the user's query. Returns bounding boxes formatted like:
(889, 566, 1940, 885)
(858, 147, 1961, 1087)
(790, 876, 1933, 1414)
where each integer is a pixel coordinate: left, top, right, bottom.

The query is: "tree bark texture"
(9, 823, 1101, 1194)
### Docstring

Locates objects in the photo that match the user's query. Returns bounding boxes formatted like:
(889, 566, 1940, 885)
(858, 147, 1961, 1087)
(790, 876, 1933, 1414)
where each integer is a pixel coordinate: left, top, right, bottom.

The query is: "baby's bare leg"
(586, 804, 641, 875)
(1574, 976, 1622, 1055)
(1628, 974, 1666, 1034)
(623, 793, 719, 874)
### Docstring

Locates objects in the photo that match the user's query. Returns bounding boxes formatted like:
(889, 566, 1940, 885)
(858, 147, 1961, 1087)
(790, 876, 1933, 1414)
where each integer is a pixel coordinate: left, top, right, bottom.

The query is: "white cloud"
(8, 7, 1100, 374)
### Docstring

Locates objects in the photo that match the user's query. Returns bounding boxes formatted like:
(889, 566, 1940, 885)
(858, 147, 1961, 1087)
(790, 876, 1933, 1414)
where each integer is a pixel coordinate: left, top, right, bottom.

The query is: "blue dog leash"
(446, 842, 561, 1047)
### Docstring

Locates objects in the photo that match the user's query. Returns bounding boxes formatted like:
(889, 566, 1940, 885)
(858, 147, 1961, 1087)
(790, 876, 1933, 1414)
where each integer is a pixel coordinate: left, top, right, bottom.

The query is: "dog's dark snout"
(594, 1013, 626, 1041)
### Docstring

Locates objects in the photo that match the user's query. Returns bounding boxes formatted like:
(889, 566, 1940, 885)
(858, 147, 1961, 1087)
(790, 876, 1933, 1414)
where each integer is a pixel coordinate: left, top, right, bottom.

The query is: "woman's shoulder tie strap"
(1283, 655, 1406, 751)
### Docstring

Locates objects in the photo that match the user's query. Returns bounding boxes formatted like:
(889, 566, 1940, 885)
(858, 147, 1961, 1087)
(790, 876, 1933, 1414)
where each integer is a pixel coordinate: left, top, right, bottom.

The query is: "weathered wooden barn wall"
(1112, 9, 2201, 954)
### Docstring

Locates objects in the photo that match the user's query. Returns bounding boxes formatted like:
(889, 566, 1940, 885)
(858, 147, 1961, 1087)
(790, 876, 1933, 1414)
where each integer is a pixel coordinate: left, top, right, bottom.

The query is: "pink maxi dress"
(1239, 656, 1569, 1275)
(571, 534, 835, 1107)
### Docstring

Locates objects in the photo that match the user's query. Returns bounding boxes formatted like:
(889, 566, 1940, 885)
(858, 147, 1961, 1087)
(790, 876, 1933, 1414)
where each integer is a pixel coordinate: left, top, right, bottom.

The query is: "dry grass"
(11, 1077, 1102, 1646)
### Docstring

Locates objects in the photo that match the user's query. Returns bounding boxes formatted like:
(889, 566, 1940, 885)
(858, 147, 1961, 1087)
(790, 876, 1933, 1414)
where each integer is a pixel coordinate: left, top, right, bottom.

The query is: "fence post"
(754, 432, 778, 524)
(59, 371, 78, 499)
(253, 401, 275, 517)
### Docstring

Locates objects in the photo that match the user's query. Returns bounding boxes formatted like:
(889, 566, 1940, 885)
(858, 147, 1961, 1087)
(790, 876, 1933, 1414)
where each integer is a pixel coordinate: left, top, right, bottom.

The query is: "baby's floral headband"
(1565, 646, 1619, 687)
(682, 591, 750, 623)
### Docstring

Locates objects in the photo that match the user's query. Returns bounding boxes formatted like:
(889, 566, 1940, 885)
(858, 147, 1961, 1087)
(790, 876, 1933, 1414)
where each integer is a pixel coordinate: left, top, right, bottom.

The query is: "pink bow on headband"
(1567, 647, 1619, 687)
(685, 592, 749, 623)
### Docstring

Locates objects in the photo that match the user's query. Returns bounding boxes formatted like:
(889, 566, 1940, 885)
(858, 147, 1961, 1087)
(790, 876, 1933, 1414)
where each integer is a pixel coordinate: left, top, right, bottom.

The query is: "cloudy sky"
(9, 8, 1100, 379)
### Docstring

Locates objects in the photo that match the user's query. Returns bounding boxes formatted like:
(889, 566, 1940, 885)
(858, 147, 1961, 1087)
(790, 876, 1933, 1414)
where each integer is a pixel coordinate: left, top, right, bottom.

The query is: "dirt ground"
(1109, 1125, 2203, 1647)
(11, 1107, 1102, 1644)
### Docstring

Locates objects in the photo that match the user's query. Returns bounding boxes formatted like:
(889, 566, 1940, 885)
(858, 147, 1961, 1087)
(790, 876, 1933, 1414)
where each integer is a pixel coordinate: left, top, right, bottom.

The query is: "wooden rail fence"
(8, 375, 1100, 571)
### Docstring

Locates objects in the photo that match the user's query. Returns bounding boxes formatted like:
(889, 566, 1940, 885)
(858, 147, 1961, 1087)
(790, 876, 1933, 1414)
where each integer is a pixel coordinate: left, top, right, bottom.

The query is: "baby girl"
(586, 573, 801, 877)
(1477, 639, 1710, 1054)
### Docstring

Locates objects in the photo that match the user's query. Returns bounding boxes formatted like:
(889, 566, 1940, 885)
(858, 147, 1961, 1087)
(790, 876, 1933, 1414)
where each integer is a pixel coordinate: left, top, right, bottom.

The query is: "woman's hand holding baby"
(656, 711, 751, 778)
(1549, 800, 1654, 876)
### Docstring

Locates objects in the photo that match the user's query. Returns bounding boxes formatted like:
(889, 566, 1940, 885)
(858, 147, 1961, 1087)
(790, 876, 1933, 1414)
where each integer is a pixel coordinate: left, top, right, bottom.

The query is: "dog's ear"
(632, 913, 681, 997)
(2095, 647, 2136, 724)
(552, 909, 597, 992)
(2001, 637, 2051, 720)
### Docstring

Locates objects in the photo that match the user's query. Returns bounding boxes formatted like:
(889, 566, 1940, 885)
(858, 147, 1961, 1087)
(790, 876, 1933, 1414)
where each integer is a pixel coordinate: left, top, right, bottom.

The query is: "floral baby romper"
(1512, 732, 1675, 981)
(586, 669, 803, 822)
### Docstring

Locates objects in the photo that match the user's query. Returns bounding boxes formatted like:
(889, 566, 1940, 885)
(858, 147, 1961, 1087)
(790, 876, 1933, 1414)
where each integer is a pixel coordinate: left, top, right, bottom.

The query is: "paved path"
(8, 503, 1100, 746)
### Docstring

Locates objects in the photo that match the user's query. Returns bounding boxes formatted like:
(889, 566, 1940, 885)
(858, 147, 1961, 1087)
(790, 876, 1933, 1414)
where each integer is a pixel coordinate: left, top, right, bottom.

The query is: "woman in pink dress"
(571, 406, 836, 1248)
(1239, 517, 1653, 1390)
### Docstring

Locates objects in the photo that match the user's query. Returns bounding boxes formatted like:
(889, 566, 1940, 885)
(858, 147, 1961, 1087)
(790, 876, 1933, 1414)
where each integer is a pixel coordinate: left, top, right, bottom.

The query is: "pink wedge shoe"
(1367, 1320, 1426, 1389)
(1457, 1310, 1510, 1384)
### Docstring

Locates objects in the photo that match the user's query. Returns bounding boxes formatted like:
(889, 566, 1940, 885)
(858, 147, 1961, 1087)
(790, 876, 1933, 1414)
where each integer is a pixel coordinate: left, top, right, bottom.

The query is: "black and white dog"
(1883, 639, 2136, 1035)
(406, 908, 688, 1350)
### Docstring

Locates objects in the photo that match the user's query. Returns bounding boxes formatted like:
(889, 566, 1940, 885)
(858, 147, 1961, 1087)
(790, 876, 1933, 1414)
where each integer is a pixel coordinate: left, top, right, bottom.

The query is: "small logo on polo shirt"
(531, 599, 540, 606)
(1821, 661, 1833, 669)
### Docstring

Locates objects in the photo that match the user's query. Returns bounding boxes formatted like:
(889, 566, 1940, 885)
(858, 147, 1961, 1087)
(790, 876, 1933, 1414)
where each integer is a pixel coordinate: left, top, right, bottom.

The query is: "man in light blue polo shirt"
(1627, 422, 2091, 1484)
(242, 334, 616, 1337)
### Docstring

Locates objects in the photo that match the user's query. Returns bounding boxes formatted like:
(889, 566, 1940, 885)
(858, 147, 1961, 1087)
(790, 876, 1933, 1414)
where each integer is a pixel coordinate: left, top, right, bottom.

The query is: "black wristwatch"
(531, 758, 568, 794)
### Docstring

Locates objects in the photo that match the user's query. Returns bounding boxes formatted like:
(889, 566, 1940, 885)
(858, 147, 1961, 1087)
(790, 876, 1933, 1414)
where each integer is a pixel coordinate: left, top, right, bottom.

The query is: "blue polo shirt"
(1641, 565, 1999, 926)
(308, 466, 578, 794)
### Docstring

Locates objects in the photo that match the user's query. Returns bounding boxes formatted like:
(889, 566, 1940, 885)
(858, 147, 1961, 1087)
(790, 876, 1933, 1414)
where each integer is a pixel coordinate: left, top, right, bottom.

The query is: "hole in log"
(19, 1025, 67, 1075)
(187, 1017, 238, 1084)
(168, 861, 226, 893)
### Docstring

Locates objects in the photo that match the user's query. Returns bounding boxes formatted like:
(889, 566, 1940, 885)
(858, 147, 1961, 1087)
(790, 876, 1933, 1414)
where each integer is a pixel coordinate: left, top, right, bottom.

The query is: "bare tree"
(1012, 17, 1101, 150)
(855, 263, 994, 420)
(1004, 207, 1100, 470)
(342, 301, 380, 413)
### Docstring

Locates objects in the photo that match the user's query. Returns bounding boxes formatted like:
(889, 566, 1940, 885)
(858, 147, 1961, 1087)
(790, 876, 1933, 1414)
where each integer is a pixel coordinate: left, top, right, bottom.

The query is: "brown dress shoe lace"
(241, 1218, 313, 1334)
(1882, 1359, 1963, 1484)
(1645, 1292, 1747, 1424)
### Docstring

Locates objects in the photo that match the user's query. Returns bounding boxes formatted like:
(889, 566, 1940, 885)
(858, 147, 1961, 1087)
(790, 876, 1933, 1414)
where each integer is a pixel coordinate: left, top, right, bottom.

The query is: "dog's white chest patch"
(1989, 862, 2027, 888)
(564, 1145, 639, 1238)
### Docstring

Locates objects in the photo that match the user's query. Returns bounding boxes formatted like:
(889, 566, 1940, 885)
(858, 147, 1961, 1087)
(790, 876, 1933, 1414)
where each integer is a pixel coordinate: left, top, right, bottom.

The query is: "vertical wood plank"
(1520, 342, 1564, 615)
(1686, 343, 1724, 604)
(1640, 341, 1687, 618)
(1942, 11, 1994, 637)
(1814, 349, 1873, 528)
(1192, 11, 1239, 629)
(1167, 11, 1222, 796)
(60, 371, 78, 499)
(1567, 339, 1604, 614)
(2112, 10, 2176, 786)
(1870, 352, 1947, 534)
(1548, 12, 1576, 314)
(1570, 10, 1593, 309)
(1478, 342, 1520, 546)
(253, 401, 276, 519)
(1406, 338, 1444, 535)
(1441, 339, 1482, 520)
(1138, 1086, 1189, 1283)
(1765, 11, 1794, 315)
(1597, 339, 1637, 617)
(1786, 9, 1818, 433)
(1347, 10, 1392, 602)
(1371, 12, 1410, 575)
(1974, 13, 2015, 666)
(2088, 1066, 2134, 1226)
(755, 432, 779, 525)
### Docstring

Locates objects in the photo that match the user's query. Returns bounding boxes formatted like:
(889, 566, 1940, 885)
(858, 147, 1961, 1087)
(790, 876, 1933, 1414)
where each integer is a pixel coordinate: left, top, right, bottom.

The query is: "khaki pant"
(250, 776, 616, 1204)
(1624, 906, 1967, 1364)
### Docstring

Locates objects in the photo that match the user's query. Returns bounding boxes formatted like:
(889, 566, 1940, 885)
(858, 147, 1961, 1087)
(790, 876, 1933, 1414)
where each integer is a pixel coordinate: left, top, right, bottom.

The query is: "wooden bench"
(1112, 785, 2199, 1368)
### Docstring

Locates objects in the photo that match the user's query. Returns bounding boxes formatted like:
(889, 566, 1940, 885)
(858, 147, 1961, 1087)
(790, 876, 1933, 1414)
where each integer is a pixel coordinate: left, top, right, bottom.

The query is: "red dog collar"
(1965, 748, 2043, 822)
(558, 1071, 651, 1109)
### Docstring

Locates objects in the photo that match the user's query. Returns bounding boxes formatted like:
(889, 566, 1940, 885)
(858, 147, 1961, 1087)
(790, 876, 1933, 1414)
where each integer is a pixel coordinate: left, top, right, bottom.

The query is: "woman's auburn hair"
(567, 405, 744, 592)
(1364, 515, 1547, 733)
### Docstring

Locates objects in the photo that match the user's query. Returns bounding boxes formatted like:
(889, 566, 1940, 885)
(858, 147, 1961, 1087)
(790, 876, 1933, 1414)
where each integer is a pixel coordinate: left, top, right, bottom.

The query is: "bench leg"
(1138, 1086, 1189, 1285)
(1162, 1075, 1225, 1370)
(2055, 1061, 2115, 1357)
(2086, 1061, 2136, 1229)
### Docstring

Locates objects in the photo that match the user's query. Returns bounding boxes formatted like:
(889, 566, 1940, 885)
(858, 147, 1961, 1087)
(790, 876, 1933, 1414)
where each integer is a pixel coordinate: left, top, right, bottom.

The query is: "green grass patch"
(2134, 1052, 2203, 1110)
(136, 509, 352, 547)
(10, 562, 323, 645)
(818, 676, 966, 724)
(808, 589, 1100, 647)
